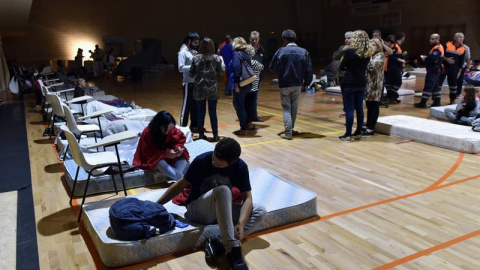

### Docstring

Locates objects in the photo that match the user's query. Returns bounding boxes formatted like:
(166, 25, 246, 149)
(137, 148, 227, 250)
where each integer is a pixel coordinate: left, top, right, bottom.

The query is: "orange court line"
(321, 174, 480, 221)
(372, 230, 480, 270)
(424, 152, 464, 191)
(46, 122, 478, 269)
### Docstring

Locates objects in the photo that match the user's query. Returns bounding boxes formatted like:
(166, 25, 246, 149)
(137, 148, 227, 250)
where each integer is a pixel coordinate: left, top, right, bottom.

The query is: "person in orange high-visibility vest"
(438, 32, 466, 104)
(385, 32, 407, 104)
(414, 34, 444, 108)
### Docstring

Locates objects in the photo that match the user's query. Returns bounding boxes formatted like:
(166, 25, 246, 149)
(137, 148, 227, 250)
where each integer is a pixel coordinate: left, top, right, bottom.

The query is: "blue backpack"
(109, 197, 175, 241)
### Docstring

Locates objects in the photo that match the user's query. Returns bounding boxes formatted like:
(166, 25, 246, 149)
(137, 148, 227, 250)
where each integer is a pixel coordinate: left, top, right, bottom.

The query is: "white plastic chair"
(62, 104, 100, 160)
(61, 126, 127, 221)
(41, 86, 53, 122)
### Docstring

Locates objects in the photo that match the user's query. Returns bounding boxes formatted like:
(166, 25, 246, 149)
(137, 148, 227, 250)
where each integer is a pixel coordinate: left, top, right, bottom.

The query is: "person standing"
(457, 43, 471, 97)
(439, 32, 466, 104)
(338, 30, 374, 141)
(269, 29, 312, 140)
(189, 37, 225, 142)
(245, 45, 264, 130)
(385, 32, 406, 104)
(363, 38, 386, 136)
(414, 34, 444, 108)
(220, 35, 234, 96)
(372, 29, 393, 108)
(232, 37, 252, 136)
(92, 44, 105, 78)
(178, 32, 200, 131)
(249, 31, 267, 122)
(333, 31, 353, 114)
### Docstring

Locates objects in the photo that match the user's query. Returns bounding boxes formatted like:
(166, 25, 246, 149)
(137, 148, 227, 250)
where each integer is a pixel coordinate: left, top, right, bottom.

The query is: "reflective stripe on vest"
(393, 43, 402, 55)
(445, 41, 465, 56)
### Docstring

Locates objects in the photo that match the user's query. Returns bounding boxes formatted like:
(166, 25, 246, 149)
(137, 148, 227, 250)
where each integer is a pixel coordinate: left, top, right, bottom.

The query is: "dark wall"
(2, 0, 323, 67)
(2, 0, 478, 68)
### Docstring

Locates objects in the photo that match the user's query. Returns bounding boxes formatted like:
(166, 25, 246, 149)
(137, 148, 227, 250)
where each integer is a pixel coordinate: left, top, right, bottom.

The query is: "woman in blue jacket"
(232, 37, 253, 136)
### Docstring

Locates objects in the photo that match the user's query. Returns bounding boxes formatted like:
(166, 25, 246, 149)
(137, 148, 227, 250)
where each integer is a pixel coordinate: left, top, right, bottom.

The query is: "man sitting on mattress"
(156, 137, 266, 270)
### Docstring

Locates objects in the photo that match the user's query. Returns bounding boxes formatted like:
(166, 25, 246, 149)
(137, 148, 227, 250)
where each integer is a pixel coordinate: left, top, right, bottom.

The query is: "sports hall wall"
(320, 0, 479, 61)
(1, 0, 322, 67)
(2, 0, 478, 67)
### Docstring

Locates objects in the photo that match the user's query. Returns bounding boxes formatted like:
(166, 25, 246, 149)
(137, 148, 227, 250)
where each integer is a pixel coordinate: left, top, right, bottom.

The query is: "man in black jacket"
(270, 29, 312, 140)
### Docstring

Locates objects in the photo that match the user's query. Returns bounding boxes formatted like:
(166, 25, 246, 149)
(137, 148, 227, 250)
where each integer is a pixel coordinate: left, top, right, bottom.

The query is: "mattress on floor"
(429, 104, 456, 120)
(64, 139, 214, 196)
(325, 86, 415, 96)
(409, 68, 427, 77)
(375, 115, 480, 153)
(402, 74, 416, 80)
(82, 168, 317, 267)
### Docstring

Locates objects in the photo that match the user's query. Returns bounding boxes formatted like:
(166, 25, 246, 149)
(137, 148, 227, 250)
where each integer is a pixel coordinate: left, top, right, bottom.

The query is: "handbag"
(239, 60, 257, 87)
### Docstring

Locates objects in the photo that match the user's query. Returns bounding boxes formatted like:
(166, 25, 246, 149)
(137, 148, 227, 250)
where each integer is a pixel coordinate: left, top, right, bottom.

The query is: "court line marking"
(424, 152, 464, 191)
(361, 179, 394, 192)
(44, 121, 476, 269)
(372, 230, 480, 270)
(321, 174, 479, 221)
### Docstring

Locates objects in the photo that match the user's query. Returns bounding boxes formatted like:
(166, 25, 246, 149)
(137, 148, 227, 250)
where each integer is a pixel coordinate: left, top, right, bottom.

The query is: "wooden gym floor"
(12, 70, 480, 269)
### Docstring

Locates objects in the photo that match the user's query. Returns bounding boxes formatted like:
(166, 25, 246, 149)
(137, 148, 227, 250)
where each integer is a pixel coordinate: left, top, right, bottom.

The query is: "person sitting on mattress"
(133, 110, 190, 181)
(156, 137, 267, 270)
(444, 85, 480, 125)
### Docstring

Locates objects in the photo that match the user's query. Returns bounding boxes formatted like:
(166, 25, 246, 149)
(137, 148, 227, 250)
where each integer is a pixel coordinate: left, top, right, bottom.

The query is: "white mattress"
(409, 68, 427, 77)
(429, 104, 457, 120)
(402, 74, 416, 80)
(375, 115, 480, 153)
(82, 168, 317, 267)
(325, 86, 415, 96)
(64, 139, 214, 196)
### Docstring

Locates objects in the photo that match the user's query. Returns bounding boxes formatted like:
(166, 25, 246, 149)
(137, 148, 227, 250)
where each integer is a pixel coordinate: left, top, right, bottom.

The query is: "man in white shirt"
(178, 32, 200, 131)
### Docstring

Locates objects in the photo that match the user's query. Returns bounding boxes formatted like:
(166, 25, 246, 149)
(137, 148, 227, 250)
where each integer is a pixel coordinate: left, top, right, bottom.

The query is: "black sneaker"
(339, 134, 352, 141)
(253, 117, 264, 122)
(227, 247, 249, 270)
(362, 130, 374, 136)
(414, 102, 427, 108)
(204, 238, 225, 266)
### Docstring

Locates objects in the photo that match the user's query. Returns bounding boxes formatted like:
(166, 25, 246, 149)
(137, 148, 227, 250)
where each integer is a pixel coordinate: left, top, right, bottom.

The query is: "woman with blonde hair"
(232, 37, 252, 135)
(339, 30, 375, 141)
(363, 38, 386, 136)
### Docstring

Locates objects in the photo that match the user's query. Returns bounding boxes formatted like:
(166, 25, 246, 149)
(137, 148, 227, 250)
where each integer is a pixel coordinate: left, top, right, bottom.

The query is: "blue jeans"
(246, 90, 259, 122)
(233, 88, 248, 130)
(155, 157, 188, 180)
(343, 87, 365, 135)
(196, 99, 218, 135)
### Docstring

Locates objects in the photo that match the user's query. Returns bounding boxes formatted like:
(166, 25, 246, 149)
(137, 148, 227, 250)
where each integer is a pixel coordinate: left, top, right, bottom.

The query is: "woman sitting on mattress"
(133, 110, 190, 181)
(444, 85, 480, 125)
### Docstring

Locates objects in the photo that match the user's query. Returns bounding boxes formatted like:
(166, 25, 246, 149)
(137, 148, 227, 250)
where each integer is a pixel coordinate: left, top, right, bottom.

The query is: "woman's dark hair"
(198, 37, 215, 56)
(148, 110, 176, 150)
(463, 85, 476, 103)
(214, 137, 241, 164)
(385, 35, 396, 44)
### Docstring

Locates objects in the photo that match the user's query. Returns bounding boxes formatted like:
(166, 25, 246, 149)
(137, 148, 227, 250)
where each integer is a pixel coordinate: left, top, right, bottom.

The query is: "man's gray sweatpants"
(280, 86, 302, 135)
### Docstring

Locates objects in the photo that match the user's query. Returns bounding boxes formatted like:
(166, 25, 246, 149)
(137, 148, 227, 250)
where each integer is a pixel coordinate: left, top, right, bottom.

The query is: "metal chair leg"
(78, 171, 92, 222)
(69, 166, 80, 205)
(111, 168, 118, 195)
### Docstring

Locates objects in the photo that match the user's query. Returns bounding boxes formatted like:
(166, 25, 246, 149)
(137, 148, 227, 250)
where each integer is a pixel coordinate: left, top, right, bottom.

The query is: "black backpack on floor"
(109, 197, 175, 241)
